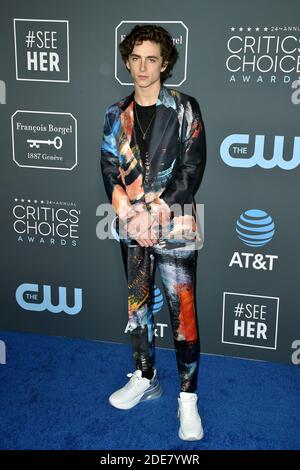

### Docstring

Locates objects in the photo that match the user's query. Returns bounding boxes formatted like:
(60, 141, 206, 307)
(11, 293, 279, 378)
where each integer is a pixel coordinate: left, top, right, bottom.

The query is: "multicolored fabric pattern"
(125, 243, 200, 393)
(100, 84, 206, 250)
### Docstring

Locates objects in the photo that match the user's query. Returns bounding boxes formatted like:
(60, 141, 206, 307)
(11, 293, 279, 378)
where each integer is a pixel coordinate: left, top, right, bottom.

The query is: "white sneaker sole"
(178, 427, 204, 441)
(109, 383, 163, 410)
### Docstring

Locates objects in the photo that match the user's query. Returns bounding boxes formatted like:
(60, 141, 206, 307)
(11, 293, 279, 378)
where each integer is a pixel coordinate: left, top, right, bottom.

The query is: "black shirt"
(133, 100, 156, 166)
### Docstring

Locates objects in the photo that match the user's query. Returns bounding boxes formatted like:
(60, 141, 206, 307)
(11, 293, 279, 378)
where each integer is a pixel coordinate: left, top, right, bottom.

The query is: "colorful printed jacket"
(100, 84, 206, 250)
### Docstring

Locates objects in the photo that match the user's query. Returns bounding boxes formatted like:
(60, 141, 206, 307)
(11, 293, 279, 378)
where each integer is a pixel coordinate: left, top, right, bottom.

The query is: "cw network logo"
(125, 284, 168, 338)
(220, 134, 300, 170)
(229, 209, 278, 271)
(16, 283, 82, 315)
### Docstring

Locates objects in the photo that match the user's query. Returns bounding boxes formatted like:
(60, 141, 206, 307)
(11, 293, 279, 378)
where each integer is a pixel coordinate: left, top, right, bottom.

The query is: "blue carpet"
(0, 330, 299, 450)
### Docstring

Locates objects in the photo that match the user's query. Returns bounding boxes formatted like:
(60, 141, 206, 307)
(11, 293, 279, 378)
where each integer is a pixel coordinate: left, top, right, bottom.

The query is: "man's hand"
(124, 209, 159, 247)
(149, 197, 173, 235)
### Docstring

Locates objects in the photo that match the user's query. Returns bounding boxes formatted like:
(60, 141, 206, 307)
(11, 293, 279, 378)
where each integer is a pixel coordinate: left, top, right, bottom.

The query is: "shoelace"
(179, 396, 199, 419)
(124, 372, 145, 390)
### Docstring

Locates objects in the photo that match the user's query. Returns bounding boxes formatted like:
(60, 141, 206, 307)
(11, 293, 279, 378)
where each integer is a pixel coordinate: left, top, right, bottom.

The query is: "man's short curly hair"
(119, 24, 179, 83)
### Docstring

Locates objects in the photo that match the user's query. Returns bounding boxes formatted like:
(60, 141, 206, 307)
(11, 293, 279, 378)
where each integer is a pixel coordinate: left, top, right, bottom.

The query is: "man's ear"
(126, 60, 130, 71)
(161, 61, 168, 72)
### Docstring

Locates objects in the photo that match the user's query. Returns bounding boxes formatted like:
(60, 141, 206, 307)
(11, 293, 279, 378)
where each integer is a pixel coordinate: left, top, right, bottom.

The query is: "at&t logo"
(229, 209, 278, 271)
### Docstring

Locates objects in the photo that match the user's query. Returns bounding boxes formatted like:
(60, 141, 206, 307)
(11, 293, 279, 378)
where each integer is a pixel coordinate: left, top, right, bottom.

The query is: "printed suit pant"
(120, 241, 200, 393)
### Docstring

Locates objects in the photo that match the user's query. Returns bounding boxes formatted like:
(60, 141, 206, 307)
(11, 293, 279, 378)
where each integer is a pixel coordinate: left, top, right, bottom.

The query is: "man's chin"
(134, 79, 152, 87)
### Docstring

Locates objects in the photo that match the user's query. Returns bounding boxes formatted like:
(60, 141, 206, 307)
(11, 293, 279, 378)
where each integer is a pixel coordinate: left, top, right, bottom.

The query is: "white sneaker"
(108, 369, 162, 410)
(177, 392, 204, 441)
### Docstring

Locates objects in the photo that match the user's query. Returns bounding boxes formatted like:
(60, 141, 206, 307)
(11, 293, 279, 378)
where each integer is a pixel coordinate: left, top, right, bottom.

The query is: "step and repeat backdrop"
(1, 0, 299, 365)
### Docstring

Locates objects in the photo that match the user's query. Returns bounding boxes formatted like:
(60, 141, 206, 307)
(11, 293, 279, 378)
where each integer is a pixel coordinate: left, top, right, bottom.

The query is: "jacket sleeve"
(150, 96, 206, 216)
(100, 107, 136, 221)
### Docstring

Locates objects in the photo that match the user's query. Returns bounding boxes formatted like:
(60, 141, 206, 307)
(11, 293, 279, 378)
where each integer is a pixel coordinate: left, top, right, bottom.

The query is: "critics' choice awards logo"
(16, 283, 82, 315)
(116, 21, 188, 86)
(229, 209, 278, 271)
(12, 111, 77, 170)
(222, 292, 279, 349)
(220, 134, 300, 170)
(226, 25, 300, 84)
(13, 18, 69, 82)
(13, 198, 80, 247)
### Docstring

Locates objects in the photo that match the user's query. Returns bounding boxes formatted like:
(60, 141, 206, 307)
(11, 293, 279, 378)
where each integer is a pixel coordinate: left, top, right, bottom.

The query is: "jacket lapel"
(147, 85, 174, 163)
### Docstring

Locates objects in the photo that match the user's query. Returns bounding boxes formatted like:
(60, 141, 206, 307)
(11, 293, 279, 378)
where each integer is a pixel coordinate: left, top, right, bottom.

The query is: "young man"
(100, 24, 206, 441)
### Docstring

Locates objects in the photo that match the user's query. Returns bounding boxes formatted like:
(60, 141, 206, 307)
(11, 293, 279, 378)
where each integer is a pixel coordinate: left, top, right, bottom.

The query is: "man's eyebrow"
(129, 53, 159, 59)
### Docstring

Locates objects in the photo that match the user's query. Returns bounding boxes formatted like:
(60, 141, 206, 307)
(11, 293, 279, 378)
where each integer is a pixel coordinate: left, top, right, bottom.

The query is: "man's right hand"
(123, 209, 159, 247)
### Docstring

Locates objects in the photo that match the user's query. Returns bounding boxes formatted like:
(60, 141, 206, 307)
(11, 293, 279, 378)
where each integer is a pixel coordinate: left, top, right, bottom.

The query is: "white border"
(11, 110, 77, 170)
(14, 18, 70, 83)
(115, 20, 188, 86)
(222, 291, 280, 350)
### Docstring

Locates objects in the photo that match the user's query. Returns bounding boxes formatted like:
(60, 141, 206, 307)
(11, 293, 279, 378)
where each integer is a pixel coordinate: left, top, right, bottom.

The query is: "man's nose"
(139, 60, 146, 71)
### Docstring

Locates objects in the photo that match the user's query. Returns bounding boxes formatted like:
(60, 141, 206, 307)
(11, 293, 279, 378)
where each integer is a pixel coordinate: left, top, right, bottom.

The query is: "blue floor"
(0, 330, 299, 450)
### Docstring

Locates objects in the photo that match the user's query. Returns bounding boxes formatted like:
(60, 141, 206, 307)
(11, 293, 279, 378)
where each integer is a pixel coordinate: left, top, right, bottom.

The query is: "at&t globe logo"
(236, 209, 275, 247)
(229, 209, 278, 271)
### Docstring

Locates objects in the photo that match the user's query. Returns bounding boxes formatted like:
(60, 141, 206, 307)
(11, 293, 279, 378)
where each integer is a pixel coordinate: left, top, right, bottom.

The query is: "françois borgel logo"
(13, 18, 69, 82)
(226, 25, 300, 85)
(222, 292, 279, 349)
(13, 198, 80, 247)
(16, 283, 82, 315)
(229, 209, 278, 271)
(116, 21, 188, 86)
(11, 111, 77, 170)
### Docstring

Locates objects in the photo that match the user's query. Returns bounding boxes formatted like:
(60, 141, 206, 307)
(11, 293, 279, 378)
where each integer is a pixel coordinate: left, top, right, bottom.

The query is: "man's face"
(126, 40, 167, 88)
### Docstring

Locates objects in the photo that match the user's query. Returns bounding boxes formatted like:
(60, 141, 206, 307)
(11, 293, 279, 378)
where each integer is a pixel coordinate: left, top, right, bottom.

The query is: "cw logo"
(16, 283, 82, 315)
(220, 134, 300, 170)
